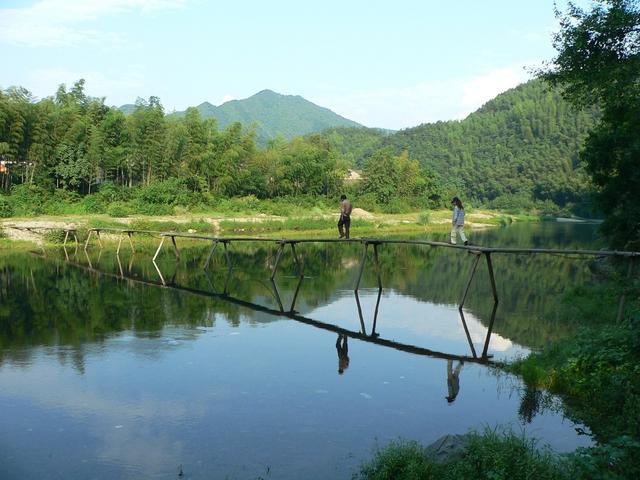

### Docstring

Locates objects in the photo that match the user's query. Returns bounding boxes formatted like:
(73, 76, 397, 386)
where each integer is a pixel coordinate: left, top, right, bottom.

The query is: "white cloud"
(0, 0, 188, 47)
(312, 65, 532, 130)
(24, 67, 146, 104)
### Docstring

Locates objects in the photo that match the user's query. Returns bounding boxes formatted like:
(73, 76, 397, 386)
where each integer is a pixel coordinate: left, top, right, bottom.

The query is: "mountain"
(321, 79, 600, 211)
(160, 89, 361, 145)
(117, 104, 137, 115)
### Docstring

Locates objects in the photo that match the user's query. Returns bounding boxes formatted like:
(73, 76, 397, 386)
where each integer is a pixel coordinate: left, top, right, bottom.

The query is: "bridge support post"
(482, 302, 499, 358)
(153, 236, 166, 261)
(355, 242, 369, 291)
(289, 275, 305, 313)
(96, 230, 103, 249)
(127, 232, 135, 253)
(290, 242, 304, 278)
(84, 230, 94, 250)
(170, 235, 180, 260)
(203, 240, 219, 270)
(223, 241, 232, 270)
(458, 252, 481, 310)
(458, 309, 478, 358)
(372, 243, 382, 290)
(270, 243, 285, 280)
(485, 252, 498, 304)
(116, 234, 124, 256)
(63, 230, 70, 247)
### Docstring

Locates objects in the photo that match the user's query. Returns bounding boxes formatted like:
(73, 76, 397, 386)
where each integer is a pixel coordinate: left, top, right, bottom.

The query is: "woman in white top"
(450, 196, 468, 245)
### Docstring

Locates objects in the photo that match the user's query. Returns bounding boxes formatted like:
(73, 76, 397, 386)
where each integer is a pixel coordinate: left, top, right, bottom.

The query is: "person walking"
(338, 194, 353, 239)
(445, 359, 464, 403)
(450, 196, 468, 245)
(336, 334, 350, 374)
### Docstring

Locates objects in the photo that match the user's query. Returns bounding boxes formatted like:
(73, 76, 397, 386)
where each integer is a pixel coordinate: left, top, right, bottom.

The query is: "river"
(0, 222, 605, 479)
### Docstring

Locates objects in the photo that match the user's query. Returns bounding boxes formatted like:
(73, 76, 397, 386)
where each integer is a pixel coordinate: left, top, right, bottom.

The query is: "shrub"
(417, 211, 430, 226)
(136, 178, 199, 206)
(9, 184, 47, 216)
(42, 229, 66, 244)
(81, 195, 106, 214)
(0, 196, 14, 218)
(107, 202, 132, 217)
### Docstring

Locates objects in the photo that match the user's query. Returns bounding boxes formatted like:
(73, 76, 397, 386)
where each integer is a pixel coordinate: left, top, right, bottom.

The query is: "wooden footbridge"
(81, 226, 639, 315)
(41, 225, 638, 364)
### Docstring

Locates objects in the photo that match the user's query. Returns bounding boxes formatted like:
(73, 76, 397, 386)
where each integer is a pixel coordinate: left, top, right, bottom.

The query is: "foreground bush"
(358, 430, 567, 480)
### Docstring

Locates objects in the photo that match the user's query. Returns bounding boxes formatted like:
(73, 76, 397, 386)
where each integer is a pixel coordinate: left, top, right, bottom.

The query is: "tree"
(541, 0, 640, 247)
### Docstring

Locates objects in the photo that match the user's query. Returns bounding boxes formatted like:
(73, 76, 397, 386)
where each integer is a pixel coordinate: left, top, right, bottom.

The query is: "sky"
(0, 0, 589, 129)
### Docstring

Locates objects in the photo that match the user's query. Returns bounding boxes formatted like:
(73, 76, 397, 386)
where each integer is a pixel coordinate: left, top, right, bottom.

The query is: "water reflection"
(336, 334, 350, 374)
(0, 223, 603, 479)
(446, 360, 464, 403)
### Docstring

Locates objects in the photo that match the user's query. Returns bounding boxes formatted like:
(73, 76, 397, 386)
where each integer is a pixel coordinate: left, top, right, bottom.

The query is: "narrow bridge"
(82, 227, 639, 318)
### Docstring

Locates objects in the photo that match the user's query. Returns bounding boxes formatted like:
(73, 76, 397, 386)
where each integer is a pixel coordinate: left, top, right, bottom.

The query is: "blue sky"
(0, 0, 588, 129)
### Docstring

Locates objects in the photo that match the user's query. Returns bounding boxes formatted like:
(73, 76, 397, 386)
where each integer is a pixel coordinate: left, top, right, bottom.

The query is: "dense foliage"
(541, 0, 640, 247)
(0, 77, 602, 217)
(322, 79, 600, 214)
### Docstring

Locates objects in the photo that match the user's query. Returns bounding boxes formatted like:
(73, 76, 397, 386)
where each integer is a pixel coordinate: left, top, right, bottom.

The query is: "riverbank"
(356, 276, 640, 480)
(0, 208, 538, 247)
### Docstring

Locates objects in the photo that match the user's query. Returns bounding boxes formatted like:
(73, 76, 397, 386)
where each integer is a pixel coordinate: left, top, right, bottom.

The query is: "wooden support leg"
(458, 309, 478, 358)
(289, 275, 305, 313)
(171, 236, 180, 260)
(203, 240, 219, 270)
(96, 230, 104, 249)
(84, 248, 93, 270)
(84, 230, 94, 250)
(290, 243, 303, 278)
(152, 259, 166, 286)
(458, 253, 481, 310)
(116, 253, 124, 277)
(223, 242, 232, 271)
(127, 232, 135, 253)
(371, 287, 382, 337)
(485, 252, 498, 304)
(270, 278, 285, 312)
(482, 302, 499, 358)
(63, 230, 69, 247)
(354, 242, 369, 291)
(73, 232, 79, 249)
(373, 243, 382, 290)
(153, 236, 166, 261)
(270, 243, 284, 280)
(354, 290, 367, 335)
(116, 234, 124, 256)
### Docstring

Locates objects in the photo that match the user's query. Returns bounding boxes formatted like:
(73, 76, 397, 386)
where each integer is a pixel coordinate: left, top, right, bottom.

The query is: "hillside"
(322, 79, 599, 211)
(165, 89, 361, 145)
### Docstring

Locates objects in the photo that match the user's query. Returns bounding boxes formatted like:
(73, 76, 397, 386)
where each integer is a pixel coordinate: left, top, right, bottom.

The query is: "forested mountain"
(0, 78, 599, 217)
(160, 89, 361, 145)
(322, 80, 599, 211)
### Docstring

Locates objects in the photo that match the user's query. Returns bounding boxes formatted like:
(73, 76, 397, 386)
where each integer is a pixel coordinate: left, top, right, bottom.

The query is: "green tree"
(542, 0, 640, 247)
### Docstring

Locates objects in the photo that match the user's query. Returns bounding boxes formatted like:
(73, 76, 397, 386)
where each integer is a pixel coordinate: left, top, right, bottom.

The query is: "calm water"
(0, 222, 604, 479)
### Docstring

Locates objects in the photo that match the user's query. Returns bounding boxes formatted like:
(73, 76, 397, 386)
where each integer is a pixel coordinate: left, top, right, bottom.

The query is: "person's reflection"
(336, 334, 350, 375)
(445, 360, 464, 403)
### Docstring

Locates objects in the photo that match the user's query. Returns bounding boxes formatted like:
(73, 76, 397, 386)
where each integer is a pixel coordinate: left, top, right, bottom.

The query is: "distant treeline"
(322, 80, 600, 215)
(0, 78, 597, 217)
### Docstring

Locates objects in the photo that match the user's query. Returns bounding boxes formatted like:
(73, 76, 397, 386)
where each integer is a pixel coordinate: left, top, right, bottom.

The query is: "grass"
(1, 208, 538, 247)
(357, 429, 567, 480)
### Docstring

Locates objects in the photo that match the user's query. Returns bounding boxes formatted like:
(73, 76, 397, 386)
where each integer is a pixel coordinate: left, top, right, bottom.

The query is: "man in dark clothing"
(338, 194, 353, 239)
(336, 334, 349, 374)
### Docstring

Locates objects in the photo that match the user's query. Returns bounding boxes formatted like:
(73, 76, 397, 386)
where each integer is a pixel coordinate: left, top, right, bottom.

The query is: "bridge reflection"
(52, 245, 499, 367)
